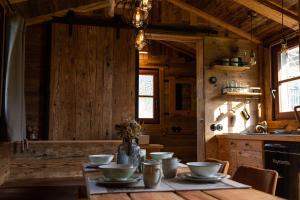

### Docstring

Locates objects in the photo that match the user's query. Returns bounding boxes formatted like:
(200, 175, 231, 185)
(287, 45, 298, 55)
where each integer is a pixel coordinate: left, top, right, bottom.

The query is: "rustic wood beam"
(165, 0, 261, 44)
(26, 1, 110, 26)
(145, 32, 203, 42)
(8, 0, 27, 4)
(158, 41, 195, 58)
(262, 0, 298, 16)
(233, 0, 299, 30)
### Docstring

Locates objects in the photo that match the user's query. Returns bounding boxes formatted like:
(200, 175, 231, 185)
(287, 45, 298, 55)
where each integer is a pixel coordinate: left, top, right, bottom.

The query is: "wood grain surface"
(130, 192, 184, 200)
(49, 23, 136, 140)
(177, 191, 218, 200)
(204, 189, 284, 200)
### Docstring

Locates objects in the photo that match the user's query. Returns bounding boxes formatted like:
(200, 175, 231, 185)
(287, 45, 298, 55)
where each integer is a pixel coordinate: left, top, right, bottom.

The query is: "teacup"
(162, 157, 180, 179)
(143, 160, 162, 188)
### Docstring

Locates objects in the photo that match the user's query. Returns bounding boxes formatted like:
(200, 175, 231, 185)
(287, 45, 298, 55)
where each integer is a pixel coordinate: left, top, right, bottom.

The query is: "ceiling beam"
(8, 0, 27, 4)
(145, 32, 203, 42)
(262, 0, 298, 16)
(158, 41, 195, 58)
(165, 0, 261, 44)
(26, 1, 110, 26)
(233, 0, 299, 30)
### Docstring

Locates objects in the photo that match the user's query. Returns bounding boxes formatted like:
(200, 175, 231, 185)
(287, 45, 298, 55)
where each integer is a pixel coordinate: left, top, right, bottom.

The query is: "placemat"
(87, 177, 251, 195)
(87, 178, 174, 195)
(163, 177, 251, 191)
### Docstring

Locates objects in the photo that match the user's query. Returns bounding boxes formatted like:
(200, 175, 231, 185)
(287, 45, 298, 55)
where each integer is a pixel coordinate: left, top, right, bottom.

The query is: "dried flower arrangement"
(115, 120, 143, 141)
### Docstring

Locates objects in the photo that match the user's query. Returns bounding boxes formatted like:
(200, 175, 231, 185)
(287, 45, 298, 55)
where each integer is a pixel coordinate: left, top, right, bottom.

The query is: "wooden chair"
(206, 158, 230, 175)
(232, 166, 278, 195)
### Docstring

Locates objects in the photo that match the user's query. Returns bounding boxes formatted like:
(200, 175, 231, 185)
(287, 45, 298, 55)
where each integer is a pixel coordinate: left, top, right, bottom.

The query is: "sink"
(244, 133, 269, 136)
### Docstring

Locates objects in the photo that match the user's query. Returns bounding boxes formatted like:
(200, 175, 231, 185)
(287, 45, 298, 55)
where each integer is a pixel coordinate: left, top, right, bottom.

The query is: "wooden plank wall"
(0, 143, 10, 185)
(49, 23, 135, 140)
(140, 41, 197, 163)
(203, 37, 260, 158)
(8, 141, 121, 181)
(25, 23, 51, 139)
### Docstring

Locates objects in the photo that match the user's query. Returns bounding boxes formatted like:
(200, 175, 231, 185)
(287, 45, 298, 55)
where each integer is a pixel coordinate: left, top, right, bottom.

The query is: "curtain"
(4, 14, 26, 142)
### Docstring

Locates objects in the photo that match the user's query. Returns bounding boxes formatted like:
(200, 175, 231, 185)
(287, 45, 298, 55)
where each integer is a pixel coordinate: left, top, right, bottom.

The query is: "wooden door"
(49, 23, 135, 140)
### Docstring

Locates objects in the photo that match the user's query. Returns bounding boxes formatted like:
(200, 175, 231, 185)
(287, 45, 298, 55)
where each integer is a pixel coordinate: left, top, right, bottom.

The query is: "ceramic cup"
(143, 160, 162, 188)
(162, 157, 180, 179)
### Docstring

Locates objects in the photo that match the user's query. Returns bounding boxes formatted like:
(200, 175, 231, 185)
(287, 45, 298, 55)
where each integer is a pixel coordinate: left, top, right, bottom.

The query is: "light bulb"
(136, 30, 146, 50)
(249, 50, 256, 66)
(135, 9, 141, 23)
(140, 0, 151, 11)
(142, 0, 149, 6)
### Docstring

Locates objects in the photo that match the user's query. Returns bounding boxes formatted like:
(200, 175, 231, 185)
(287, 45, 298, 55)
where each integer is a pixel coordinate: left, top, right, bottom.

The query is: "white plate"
(178, 173, 225, 183)
(92, 174, 142, 187)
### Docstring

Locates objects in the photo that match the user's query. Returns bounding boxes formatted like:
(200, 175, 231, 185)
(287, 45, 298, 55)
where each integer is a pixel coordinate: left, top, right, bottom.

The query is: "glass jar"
(117, 138, 141, 169)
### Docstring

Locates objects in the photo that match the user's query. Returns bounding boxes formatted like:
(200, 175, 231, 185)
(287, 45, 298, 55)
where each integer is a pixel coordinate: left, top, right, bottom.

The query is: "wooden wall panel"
(25, 23, 51, 139)
(49, 24, 135, 140)
(203, 37, 260, 159)
(8, 141, 121, 180)
(0, 143, 10, 185)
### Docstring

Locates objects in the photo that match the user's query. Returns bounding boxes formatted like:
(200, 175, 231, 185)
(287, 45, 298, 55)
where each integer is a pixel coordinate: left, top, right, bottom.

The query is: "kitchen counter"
(216, 133, 300, 142)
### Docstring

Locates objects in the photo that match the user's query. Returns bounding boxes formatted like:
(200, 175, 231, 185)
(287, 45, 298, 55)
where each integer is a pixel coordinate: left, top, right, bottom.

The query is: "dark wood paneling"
(25, 23, 51, 139)
(0, 143, 10, 185)
(49, 24, 136, 140)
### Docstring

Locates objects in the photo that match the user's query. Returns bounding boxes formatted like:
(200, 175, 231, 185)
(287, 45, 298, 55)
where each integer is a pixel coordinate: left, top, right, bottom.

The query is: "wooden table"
(84, 167, 283, 200)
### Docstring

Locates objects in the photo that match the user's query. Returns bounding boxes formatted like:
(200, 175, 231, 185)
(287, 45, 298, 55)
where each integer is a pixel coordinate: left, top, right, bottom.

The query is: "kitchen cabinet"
(218, 138, 264, 175)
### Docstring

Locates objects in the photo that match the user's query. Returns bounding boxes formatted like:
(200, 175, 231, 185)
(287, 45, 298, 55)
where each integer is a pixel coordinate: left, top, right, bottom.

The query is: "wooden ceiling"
(3, 0, 299, 44)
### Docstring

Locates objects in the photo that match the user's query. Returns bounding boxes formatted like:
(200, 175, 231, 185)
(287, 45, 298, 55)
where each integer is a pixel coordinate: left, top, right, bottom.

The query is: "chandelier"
(116, 0, 152, 50)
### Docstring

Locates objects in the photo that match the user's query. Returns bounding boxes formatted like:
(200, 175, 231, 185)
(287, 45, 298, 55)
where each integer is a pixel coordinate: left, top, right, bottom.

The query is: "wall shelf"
(212, 65, 250, 72)
(222, 91, 262, 99)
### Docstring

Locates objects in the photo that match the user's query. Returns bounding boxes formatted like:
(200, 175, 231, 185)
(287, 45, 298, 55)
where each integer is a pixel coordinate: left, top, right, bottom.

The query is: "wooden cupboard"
(218, 138, 264, 175)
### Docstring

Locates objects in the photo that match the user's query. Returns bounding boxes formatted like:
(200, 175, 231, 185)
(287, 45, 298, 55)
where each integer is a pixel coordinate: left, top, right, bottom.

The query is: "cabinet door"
(218, 139, 239, 175)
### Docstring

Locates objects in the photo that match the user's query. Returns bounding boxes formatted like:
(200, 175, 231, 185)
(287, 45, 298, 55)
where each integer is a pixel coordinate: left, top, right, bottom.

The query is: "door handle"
(271, 89, 277, 99)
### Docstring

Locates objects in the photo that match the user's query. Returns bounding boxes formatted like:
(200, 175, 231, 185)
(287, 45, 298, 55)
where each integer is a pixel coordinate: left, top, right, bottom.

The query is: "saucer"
(92, 174, 142, 187)
(178, 173, 225, 183)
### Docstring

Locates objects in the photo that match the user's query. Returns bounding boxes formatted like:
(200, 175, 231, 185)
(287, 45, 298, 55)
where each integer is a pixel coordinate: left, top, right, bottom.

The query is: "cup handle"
(154, 168, 162, 185)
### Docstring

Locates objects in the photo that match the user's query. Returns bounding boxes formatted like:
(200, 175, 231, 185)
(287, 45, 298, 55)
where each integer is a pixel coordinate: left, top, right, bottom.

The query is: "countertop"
(216, 133, 300, 142)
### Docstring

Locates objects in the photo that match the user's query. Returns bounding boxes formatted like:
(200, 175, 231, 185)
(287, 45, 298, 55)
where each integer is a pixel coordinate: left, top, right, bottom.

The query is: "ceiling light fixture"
(116, 0, 152, 50)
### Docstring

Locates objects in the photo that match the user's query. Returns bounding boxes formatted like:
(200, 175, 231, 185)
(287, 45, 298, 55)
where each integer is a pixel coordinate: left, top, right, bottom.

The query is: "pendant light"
(116, 0, 152, 50)
(280, 0, 288, 56)
(249, 11, 256, 66)
(136, 29, 147, 50)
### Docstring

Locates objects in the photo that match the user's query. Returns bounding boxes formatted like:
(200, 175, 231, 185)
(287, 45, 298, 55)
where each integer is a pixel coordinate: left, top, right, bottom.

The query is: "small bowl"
(150, 152, 174, 161)
(187, 162, 221, 177)
(99, 163, 136, 181)
(88, 154, 114, 165)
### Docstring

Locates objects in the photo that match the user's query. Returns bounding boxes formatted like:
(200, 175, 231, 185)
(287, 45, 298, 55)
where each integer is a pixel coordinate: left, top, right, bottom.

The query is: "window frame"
(138, 68, 160, 124)
(272, 37, 300, 119)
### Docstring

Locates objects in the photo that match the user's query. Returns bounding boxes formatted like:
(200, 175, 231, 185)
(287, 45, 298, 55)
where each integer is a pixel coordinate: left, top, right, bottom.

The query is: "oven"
(265, 142, 300, 200)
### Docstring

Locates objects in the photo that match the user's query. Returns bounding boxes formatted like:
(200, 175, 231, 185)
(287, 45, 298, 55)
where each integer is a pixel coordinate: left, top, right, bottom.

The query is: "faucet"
(256, 121, 268, 133)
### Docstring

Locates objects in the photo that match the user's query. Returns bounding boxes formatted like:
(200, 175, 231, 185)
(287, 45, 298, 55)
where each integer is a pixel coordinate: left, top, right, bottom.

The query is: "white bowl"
(187, 162, 221, 177)
(88, 154, 114, 165)
(99, 163, 136, 181)
(150, 152, 174, 161)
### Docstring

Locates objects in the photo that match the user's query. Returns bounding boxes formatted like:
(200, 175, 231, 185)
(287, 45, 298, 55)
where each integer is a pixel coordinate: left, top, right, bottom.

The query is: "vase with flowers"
(115, 120, 142, 168)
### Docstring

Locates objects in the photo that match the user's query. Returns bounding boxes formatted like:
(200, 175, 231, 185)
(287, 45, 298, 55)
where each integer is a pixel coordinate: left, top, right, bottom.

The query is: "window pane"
(279, 46, 300, 81)
(139, 75, 154, 96)
(279, 79, 300, 112)
(138, 97, 154, 118)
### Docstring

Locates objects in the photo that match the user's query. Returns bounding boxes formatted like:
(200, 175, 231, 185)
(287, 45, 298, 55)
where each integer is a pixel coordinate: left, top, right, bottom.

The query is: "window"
(138, 69, 159, 123)
(272, 38, 300, 119)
